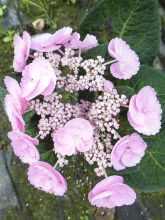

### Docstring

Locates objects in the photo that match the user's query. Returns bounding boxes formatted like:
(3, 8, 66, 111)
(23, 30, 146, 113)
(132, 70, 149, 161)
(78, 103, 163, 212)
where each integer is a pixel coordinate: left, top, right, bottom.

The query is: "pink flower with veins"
(21, 58, 56, 100)
(68, 32, 98, 52)
(8, 131, 39, 164)
(53, 118, 94, 156)
(128, 86, 162, 135)
(28, 161, 67, 196)
(108, 38, 140, 80)
(4, 76, 29, 132)
(88, 175, 136, 208)
(111, 133, 147, 171)
(31, 27, 73, 52)
(13, 31, 31, 72)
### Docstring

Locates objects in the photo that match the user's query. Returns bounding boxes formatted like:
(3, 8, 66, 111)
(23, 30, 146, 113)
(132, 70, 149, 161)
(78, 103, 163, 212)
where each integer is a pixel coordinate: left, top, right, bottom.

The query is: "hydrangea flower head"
(28, 161, 67, 196)
(53, 118, 94, 156)
(67, 32, 98, 52)
(13, 31, 31, 72)
(8, 131, 39, 164)
(21, 58, 56, 100)
(31, 27, 72, 52)
(111, 133, 147, 170)
(128, 86, 162, 135)
(88, 175, 136, 208)
(108, 38, 140, 79)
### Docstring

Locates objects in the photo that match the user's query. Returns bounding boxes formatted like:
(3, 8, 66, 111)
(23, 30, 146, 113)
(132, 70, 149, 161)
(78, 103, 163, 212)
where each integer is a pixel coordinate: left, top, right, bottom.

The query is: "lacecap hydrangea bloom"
(4, 26, 162, 209)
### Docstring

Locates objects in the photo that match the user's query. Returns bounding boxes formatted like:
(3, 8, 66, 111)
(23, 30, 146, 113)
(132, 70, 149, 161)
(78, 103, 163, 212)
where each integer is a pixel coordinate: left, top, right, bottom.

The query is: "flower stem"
(58, 49, 64, 55)
(104, 168, 108, 178)
(104, 59, 117, 66)
(121, 104, 129, 108)
(78, 48, 81, 58)
(35, 134, 40, 139)
(54, 160, 59, 168)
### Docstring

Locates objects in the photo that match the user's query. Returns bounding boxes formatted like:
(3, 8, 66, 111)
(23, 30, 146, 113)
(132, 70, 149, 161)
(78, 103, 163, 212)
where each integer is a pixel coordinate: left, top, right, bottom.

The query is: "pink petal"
(28, 161, 67, 196)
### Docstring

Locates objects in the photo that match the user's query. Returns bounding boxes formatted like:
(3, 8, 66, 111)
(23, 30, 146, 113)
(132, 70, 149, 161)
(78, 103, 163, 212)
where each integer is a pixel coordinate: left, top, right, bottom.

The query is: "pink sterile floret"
(111, 133, 147, 170)
(128, 86, 162, 135)
(31, 27, 72, 52)
(4, 76, 29, 132)
(8, 131, 39, 164)
(108, 38, 140, 80)
(53, 118, 94, 156)
(28, 161, 67, 196)
(67, 32, 98, 52)
(21, 58, 56, 100)
(13, 31, 31, 72)
(88, 175, 136, 208)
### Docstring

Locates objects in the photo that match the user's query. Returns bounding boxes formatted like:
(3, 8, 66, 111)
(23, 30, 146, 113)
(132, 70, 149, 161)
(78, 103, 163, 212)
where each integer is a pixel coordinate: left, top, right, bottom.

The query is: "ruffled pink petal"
(80, 34, 98, 52)
(8, 131, 39, 164)
(108, 38, 140, 79)
(111, 133, 147, 170)
(110, 62, 124, 79)
(51, 27, 72, 45)
(129, 95, 146, 125)
(28, 161, 67, 196)
(13, 31, 31, 72)
(5, 94, 25, 132)
(128, 86, 162, 135)
(88, 176, 136, 208)
(53, 128, 76, 156)
(31, 27, 72, 52)
(88, 176, 123, 200)
(67, 32, 80, 49)
(108, 183, 136, 207)
(21, 58, 56, 100)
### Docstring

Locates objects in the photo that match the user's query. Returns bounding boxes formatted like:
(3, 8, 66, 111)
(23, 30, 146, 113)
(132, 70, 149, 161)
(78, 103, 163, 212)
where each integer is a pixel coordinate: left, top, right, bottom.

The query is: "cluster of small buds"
(30, 93, 84, 139)
(84, 132, 112, 177)
(46, 52, 61, 68)
(88, 89, 128, 136)
(61, 48, 82, 75)
(64, 57, 106, 92)
(56, 153, 69, 167)
(81, 56, 106, 75)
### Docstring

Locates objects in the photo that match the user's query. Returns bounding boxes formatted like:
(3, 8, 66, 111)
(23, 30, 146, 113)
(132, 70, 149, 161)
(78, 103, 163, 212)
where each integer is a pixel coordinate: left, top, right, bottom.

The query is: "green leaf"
(82, 43, 109, 60)
(0, 8, 4, 17)
(79, 0, 160, 64)
(40, 150, 56, 166)
(110, 65, 165, 192)
(117, 86, 135, 98)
